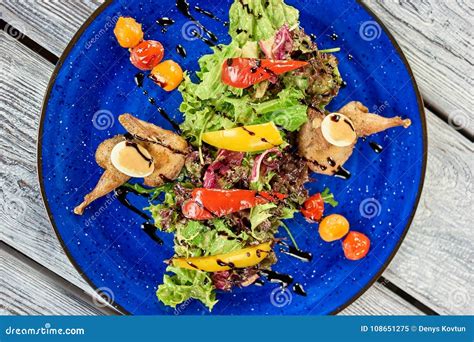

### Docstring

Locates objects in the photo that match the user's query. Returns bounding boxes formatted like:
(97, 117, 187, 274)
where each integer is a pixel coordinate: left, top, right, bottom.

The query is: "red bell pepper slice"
(221, 58, 308, 89)
(182, 188, 287, 220)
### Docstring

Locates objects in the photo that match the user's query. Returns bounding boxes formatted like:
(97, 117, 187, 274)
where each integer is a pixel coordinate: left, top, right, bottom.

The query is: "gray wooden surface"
(0, 0, 472, 315)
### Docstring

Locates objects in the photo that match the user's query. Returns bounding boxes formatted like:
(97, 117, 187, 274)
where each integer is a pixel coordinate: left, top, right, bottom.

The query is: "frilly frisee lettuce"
(156, 265, 218, 310)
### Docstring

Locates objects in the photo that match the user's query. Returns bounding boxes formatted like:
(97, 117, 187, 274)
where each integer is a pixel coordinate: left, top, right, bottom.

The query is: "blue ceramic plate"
(39, 0, 426, 315)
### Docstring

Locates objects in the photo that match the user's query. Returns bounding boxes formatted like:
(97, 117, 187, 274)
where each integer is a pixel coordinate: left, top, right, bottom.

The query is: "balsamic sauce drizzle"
(114, 186, 164, 245)
(176, 0, 218, 42)
(194, 5, 229, 26)
(134, 72, 180, 131)
(141, 222, 164, 244)
(125, 141, 153, 166)
(259, 270, 293, 287)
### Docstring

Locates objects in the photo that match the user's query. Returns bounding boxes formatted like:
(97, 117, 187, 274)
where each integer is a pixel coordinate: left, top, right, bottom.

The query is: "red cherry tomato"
(342, 231, 371, 260)
(301, 193, 324, 221)
(130, 40, 164, 70)
(221, 58, 308, 88)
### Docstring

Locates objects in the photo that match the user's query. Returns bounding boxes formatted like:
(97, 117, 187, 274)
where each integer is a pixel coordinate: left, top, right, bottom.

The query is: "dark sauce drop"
(327, 157, 336, 167)
(156, 17, 175, 33)
(369, 141, 383, 153)
(330, 33, 338, 41)
(194, 5, 228, 26)
(292, 283, 307, 296)
(176, 44, 187, 58)
(253, 279, 265, 286)
(157, 17, 175, 26)
(310, 33, 317, 40)
(216, 259, 235, 268)
(333, 165, 351, 180)
(134, 72, 145, 87)
(141, 222, 163, 245)
(260, 270, 293, 287)
(348, 54, 353, 60)
(331, 114, 341, 122)
(340, 80, 347, 88)
(280, 246, 313, 262)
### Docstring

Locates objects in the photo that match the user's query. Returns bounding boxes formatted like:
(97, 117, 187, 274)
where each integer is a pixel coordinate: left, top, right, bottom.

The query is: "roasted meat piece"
(298, 101, 411, 175)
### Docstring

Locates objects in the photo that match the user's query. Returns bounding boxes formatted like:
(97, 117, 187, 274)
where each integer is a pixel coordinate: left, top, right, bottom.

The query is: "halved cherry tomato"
(319, 214, 349, 242)
(222, 58, 308, 88)
(149, 60, 183, 91)
(114, 17, 143, 48)
(182, 188, 286, 220)
(342, 231, 370, 260)
(130, 40, 164, 70)
(301, 193, 324, 221)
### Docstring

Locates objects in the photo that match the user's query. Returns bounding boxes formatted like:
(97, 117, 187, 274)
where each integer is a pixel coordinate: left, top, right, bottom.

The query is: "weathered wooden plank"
(361, 0, 473, 134)
(0, 243, 103, 315)
(0, 0, 104, 56)
(0, 32, 421, 315)
(384, 113, 474, 315)
(0, 31, 102, 297)
(340, 281, 423, 315)
(1, 0, 472, 134)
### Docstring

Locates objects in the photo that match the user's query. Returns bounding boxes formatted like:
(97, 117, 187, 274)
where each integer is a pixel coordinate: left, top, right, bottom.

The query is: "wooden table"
(0, 1, 472, 316)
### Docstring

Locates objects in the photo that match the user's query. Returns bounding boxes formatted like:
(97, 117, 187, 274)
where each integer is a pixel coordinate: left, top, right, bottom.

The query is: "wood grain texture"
(0, 244, 103, 315)
(0, 33, 422, 315)
(340, 281, 423, 315)
(361, 0, 473, 134)
(1, 0, 472, 134)
(0, 31, 99, 295)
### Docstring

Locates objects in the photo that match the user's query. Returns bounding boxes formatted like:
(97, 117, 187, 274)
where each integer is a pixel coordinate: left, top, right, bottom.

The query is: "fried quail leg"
(74, 136, 130, 215)
(74, 115, 189, 214)
(338, 101, 411, 137)
(298, 101, 411, 175)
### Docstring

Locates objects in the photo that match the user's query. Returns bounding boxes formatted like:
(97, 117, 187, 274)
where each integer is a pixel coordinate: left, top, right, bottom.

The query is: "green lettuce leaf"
(156, 266, 218, 310)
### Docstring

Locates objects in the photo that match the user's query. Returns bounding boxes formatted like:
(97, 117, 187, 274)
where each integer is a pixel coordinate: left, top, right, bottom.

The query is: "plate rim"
(37, 0, 428, 315)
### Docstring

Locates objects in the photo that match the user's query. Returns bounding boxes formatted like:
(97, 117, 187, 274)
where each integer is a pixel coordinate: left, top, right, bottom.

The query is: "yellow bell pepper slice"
(201, 122, 283, 152)
(172, 242, 273, 272)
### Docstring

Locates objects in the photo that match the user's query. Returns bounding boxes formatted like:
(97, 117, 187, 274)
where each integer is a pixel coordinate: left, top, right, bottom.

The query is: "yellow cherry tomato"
(114, 17, 144, 48)
(319, 214, 349, 242)
(172, 242, 273, 272)
(202, 122, 283, 152)
(150, 60, 184, 91)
